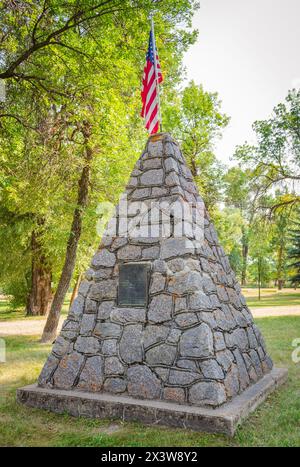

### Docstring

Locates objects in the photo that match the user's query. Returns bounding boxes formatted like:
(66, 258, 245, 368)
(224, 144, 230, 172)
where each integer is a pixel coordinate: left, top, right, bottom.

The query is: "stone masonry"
(37, 133, 273, 408)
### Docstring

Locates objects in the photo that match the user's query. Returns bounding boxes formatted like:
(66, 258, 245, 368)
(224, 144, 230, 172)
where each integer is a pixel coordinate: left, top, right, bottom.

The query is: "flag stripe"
(146, 102, 158, 130)
(140, 29, 163, 135)
(149, 114, 159, 134)
(145, 95, 157, 123)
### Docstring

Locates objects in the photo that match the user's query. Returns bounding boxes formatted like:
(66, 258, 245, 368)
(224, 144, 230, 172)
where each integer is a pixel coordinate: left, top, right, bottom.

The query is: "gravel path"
(0, 306, 299, 337)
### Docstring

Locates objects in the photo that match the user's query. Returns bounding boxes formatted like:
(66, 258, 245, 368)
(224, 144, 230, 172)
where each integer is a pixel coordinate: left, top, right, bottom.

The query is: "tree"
(39, 3, 199, 342)
(41, 119, 93, 342)
(0, 96, 63, 315)
(269, 196, 294, 290)
(0, 1, 199, 337)
(231, 91, 300, 286)
(26, 219, 53, 316)
(0, 207, 33, 309)
(0, 1, 199, 101)
(248, 220, 274, 299)
(234, 89, 300, 211)
(214, 207, 244, 278)
(164, 81, 229, 211)
(0, 1, 155, 81)
(288, 213, 300, 286)
(223, 167, 263, 285)
(223, 165, 296, 290)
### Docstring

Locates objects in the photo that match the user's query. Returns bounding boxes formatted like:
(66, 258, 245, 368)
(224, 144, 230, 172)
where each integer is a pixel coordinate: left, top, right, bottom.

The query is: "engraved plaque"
(118, 263, 150, 307)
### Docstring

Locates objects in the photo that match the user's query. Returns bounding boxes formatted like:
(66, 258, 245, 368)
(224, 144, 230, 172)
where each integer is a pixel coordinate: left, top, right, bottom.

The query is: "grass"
(0, 297, 70, 321)
(243, 288, 300, 308)
(247, 294, 300, 308)
(0, 316, 299, 446)
(0, 300, 29, 321)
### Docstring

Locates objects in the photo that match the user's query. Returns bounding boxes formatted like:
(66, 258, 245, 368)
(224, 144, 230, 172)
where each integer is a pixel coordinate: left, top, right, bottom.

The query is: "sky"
(183, 0, 300, 164)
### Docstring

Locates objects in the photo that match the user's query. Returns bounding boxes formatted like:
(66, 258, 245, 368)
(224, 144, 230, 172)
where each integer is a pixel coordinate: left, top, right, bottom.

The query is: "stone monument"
(18, 133, 287, 436)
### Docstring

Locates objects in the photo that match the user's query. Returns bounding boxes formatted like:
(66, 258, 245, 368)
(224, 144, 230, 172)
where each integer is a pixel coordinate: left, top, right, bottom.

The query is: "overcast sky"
(183, 0, 300, 164)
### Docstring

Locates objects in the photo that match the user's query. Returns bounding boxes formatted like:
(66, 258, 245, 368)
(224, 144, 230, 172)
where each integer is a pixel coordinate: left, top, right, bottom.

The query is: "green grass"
(243, 288, 300, 308)
(0, 316, 299, 446)
(247, 294, 300, 308)
(0, 298, 70, 321)
(0, 301, 28, 321)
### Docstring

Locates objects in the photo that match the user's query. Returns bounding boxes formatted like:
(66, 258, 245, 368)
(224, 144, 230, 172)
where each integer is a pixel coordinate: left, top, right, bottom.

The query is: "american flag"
(141, 30, 163, 134)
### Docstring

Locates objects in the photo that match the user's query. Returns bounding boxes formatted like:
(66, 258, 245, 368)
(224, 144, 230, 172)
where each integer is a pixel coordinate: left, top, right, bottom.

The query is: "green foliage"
(247, 219, 274, 287)
(1, 3, 299, 302)
(234, 89, 300, 210)
(225, 90, 300, 286)
(164, 81, 229, 210)
(288, 212, 300, 286)
(224, 167, 254, 212)
(0, 205, 33, 306)
(0, 1, 199, 307)
(214, 207, 244, 275)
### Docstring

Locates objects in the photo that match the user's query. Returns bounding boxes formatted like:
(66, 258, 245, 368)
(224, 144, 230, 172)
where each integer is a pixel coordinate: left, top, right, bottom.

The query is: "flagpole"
(150, 14, 163, 133)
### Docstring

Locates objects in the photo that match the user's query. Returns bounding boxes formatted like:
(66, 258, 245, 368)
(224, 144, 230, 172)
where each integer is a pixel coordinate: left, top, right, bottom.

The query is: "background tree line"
(0, 1, 299, 342)
(164, 83, 300, 294)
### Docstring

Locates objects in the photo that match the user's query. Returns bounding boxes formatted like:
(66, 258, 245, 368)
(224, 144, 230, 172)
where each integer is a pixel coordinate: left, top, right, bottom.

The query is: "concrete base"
(17, 367, 287, 437)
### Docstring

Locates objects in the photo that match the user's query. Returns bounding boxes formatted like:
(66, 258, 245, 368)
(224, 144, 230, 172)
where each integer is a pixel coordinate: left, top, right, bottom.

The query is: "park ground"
(0, 288, 299, 447)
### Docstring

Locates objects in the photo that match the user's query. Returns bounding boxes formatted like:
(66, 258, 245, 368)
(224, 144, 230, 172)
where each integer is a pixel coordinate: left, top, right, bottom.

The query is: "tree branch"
(0, 113, 38, 130)
(0, 0, 124, 80)
(32, 0, 49, 44)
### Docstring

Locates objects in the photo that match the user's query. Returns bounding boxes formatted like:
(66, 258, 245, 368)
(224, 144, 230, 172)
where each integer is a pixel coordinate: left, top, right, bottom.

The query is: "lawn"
(243, 288, 300, 308)
(0, 316, 299, 447)
(0, 296, 70, 321)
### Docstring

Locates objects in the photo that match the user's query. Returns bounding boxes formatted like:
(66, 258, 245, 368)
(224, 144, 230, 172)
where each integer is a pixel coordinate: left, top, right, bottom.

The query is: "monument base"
(17, 367, 287, 437)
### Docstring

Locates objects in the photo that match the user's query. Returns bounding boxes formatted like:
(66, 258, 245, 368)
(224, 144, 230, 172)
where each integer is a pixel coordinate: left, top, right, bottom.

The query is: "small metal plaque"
(118, 263, 150, 307)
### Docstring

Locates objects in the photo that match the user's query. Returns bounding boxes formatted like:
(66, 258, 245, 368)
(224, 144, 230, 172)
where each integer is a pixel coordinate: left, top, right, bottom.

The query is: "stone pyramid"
(37, 133, 273, 408)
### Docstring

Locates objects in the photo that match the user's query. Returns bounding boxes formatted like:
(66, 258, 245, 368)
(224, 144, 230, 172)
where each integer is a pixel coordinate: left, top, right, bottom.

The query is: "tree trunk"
(190, 155, 198, 178)
(41, 122, 92, 343)
(258, 258, 261, 301)
(278, 279, 284, 291)
(241, 227, 249, 286)
(68, 273, 82, 311)
(26, 229, 52, 316)
(277, 242, 284, 291)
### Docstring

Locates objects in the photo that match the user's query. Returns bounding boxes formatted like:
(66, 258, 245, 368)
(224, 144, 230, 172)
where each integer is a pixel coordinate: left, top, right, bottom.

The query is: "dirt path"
(0, 306, 299, 336)
(251, 305, 300, 318)
(0, 317, 64, 336)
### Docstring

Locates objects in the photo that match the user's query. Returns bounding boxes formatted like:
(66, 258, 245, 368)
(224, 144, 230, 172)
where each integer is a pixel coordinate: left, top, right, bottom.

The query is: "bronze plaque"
(118, 263, 150, 307)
